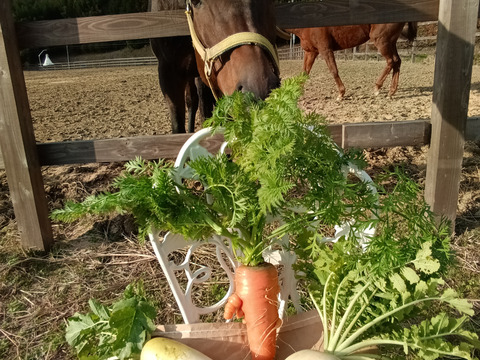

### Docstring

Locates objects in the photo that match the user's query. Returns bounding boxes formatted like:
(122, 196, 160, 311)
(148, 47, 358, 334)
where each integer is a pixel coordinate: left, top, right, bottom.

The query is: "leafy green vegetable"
(302, 171, 479, 359)
(51, 74, 377, 266)
(65, 281, 156, 360)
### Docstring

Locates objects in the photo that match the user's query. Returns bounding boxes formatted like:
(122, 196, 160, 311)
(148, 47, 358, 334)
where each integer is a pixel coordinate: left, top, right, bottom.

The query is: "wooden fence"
(0, 0, 479, 251)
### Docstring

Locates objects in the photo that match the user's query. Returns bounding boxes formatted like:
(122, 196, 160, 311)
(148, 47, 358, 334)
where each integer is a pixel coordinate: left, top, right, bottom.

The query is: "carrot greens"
(51, 74, 376, 267)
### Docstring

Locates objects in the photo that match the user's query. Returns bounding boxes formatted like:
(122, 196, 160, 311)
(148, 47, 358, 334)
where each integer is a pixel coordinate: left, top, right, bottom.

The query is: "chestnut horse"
(288, 23, 418, 99)
(149, 0, 280, 133)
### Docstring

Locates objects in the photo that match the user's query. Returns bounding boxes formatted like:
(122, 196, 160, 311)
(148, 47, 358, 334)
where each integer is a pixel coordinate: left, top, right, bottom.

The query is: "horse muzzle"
(223, 45, 280, 100)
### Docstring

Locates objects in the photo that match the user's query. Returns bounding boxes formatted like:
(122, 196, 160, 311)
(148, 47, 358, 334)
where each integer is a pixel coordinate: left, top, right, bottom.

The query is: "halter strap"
(185, 1, 280, 100)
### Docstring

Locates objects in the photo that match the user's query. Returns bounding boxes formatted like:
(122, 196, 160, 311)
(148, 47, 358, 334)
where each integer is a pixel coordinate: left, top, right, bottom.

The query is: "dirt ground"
(1, 59, 479, 359)
(21, 58, 480, 223)
(22, 58, 480, 141)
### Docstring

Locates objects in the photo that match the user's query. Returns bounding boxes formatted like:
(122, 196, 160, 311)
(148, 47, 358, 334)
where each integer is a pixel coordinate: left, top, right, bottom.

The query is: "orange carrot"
(224, 263, 281, 360)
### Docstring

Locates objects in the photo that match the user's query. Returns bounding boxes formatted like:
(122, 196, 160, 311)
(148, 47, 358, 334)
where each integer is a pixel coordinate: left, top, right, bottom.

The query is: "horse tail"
(404, 22, 418, 42)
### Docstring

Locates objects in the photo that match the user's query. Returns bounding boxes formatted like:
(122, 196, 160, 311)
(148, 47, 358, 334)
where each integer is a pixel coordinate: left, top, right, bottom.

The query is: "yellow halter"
(185, 0, 280, 100)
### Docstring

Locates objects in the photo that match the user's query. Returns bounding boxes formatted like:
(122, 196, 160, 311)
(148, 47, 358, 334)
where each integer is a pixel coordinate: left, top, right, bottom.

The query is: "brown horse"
(150, 36, 214, 133)
(288, 23, 418, 99)
(185, 0, 280, 99)
(149, 0, 280, 133)
(149, 0, 215, 134)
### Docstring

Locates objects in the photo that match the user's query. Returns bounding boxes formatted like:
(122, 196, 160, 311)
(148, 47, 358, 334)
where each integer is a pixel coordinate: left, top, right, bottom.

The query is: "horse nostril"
(236, 84, 244, 93)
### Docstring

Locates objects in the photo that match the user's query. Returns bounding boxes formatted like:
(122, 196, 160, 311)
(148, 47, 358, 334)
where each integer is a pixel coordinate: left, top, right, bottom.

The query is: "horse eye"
(190, 0, 201, 7)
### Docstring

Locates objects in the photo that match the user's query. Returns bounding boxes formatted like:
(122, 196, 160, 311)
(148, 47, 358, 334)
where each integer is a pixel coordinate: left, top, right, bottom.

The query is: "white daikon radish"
(140, 337, 213, 360)
(285, 349, 340, 360)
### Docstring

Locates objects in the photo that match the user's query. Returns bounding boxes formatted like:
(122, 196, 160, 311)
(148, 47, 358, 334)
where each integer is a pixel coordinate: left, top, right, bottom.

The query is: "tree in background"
(13, 0, 67, 21)
(11, 0, 149, 66)
(11, 0, 148, 22)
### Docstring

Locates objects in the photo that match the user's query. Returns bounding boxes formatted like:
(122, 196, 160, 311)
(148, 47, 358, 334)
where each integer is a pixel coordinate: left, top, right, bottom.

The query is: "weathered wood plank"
(0, 0, 53, 251)
(15, 11, 189, 49)
(425, 0, 479, 226)
(3, 118, 480, 169)
(36, 133, 225, 165)
(31, 121, 429, 166)
(15, 0, 441, 49)
(466, 116, 480, 142)
(342, 120, 430, 148)
(275, 0, 439, 29)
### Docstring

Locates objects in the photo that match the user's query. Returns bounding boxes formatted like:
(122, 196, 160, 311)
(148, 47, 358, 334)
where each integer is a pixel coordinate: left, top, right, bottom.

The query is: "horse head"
(185, 0, 280, 100)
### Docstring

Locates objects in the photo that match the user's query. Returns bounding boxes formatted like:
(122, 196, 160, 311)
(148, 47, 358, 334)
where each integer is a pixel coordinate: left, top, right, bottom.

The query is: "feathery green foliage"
(51, 75, 376, 266)
(301, 170, 479, 359)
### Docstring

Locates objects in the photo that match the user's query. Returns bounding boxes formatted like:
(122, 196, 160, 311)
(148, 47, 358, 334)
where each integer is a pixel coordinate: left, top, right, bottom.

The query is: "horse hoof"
(336, 95, 344, 101)
(374, 90, 380, 97)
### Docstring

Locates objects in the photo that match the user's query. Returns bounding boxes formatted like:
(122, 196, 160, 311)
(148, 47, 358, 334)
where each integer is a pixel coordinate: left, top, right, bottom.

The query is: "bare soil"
(0, 59, 479, 359)
(23, 58, 480, 225)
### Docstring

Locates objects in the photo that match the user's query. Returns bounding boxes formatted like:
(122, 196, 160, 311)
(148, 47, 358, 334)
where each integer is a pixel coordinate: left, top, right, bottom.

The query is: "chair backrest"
(149, 231, 237, 323)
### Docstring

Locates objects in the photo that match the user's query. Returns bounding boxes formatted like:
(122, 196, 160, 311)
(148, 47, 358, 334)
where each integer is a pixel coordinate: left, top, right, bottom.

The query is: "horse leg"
(196, 77, 215, 121)
(302, 50, 318, 75)
(185, 78, 199, 133)
(374, 44, 401, 97)
(387, 49, 401, 97)
(158, 66, 187, 133)
(323, 50, 346, 100)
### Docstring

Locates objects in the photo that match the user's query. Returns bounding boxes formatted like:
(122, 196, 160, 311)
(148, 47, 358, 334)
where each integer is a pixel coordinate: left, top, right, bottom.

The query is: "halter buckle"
(204, 60, 214, 77)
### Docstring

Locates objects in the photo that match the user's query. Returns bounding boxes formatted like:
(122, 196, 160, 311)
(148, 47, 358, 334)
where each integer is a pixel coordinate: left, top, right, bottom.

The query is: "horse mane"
(149, 0, 185, 11)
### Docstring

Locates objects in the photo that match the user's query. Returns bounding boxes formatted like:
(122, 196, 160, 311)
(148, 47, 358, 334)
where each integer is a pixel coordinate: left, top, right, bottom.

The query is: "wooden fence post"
(0, 0, 53, 251)
(425, 0, 479, 228)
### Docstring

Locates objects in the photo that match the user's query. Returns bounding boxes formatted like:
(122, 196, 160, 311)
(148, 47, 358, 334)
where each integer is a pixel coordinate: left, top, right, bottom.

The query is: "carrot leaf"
(51, 74, 376, 267)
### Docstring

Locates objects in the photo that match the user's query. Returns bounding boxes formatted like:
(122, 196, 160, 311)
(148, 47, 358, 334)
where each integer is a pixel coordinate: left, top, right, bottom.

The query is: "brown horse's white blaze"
(288, 23, 417, 100)
(186, 0, 280, 100)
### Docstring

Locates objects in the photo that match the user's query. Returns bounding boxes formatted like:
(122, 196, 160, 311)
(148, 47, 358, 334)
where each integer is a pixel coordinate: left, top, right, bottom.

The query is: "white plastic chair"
(148, 127, 376, 324)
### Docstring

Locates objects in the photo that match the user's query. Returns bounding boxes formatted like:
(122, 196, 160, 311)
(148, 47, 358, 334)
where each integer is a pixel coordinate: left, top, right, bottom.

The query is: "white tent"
(42, 53, 54, 66)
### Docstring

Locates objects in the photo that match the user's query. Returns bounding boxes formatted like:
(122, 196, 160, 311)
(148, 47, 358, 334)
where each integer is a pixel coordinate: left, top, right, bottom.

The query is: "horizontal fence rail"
(28, 56, 159, 70)
(34, 48, 303, 70)
(15, 0, 443, 50)
(1, 118, 480, 170)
